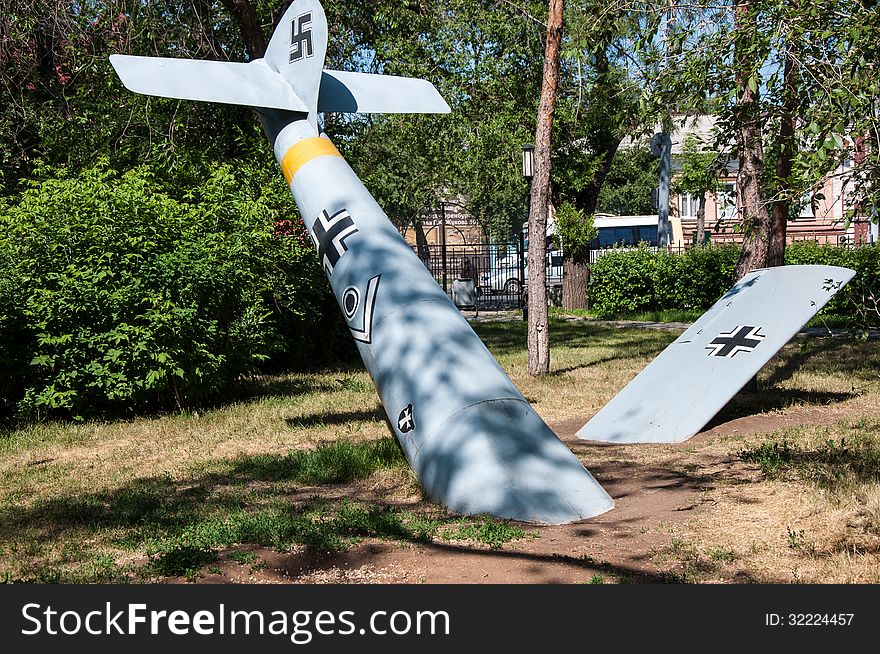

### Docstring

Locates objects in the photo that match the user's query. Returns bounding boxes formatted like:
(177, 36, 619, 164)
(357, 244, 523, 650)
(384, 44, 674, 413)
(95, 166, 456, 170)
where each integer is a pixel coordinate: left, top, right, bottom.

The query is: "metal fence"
(411, 241, 525, 310)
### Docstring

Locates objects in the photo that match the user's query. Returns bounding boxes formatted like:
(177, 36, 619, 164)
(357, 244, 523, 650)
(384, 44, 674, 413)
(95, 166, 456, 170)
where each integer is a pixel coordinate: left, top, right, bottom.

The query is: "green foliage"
(555, 200, 596, 260)
(588, 246, 659, 316)
(146, 545, 217, 578)
(589, 242, 879, 323)
(227, 550, 258, 565)
(595, 148, 659, 216)
(784, 242, 880, 324)
(440, 516, 536, 549)
(0, 162, 336, 420)
(739, 440, 796, 475)
(672, 135, 723, 199)
(588, 245, 740, 317)
(739, 424, 880, 492)
(231, 437, 406, 485)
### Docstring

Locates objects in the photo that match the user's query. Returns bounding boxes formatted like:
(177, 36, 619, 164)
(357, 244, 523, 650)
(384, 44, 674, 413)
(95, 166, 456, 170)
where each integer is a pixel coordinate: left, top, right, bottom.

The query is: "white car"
(477, 251, 563, 294)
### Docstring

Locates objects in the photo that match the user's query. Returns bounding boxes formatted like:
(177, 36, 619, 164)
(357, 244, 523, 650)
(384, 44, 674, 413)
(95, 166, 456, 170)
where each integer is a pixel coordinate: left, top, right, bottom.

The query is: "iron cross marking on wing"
(289, 12, 314, 62)
(706, 326, 766, 358)
(311, 209, 358, 276)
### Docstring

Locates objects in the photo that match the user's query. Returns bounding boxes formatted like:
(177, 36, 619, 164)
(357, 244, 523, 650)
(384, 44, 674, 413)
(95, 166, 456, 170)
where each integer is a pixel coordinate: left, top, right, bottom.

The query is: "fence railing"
(412, 237, 876, 310)
(411, 242, 524, 310)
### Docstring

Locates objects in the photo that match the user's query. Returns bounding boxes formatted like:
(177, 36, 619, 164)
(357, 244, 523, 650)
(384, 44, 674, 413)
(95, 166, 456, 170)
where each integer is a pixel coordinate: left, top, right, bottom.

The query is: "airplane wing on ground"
(577, 264, 856, 444)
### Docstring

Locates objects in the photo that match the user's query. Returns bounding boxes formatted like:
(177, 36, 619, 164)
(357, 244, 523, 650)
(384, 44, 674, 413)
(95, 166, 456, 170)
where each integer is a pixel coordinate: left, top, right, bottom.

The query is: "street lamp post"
(521, 144, 534, 322)
(440, 200, 448, 294)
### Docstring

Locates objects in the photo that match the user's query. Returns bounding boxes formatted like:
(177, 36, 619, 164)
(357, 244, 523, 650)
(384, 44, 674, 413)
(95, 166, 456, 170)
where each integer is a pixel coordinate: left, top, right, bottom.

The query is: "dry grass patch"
(2, 318, 880, 584)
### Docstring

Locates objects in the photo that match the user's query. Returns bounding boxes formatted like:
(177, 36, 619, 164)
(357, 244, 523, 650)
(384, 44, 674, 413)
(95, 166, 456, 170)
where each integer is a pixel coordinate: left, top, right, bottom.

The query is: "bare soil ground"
(189, 401, 880, 585)
(5, 321, 879, 585)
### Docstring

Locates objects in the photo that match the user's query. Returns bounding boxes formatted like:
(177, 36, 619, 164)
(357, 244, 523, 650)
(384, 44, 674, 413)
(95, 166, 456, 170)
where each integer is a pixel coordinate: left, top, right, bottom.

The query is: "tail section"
(108, 0, 448, 120)
(319, 70, 450, 114)
(263, 0, 328, 127)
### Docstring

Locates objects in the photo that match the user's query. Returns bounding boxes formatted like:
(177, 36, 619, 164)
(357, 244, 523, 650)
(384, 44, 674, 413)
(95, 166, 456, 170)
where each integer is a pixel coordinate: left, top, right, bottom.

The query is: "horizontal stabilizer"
(319, 70, 451, 114)
(109, 55, 308, 112)
(577, 265, 856, 444)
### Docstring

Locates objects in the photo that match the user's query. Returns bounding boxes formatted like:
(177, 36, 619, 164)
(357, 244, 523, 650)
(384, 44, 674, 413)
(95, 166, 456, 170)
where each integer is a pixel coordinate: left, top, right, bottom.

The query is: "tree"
(673, 134, 723, 245)
(550, 1, 644, 309)
(731, 0, 772, 279)
(596, 147, 659, 216)
(636, 0, 880, 277)
(528, 0, 565, 376)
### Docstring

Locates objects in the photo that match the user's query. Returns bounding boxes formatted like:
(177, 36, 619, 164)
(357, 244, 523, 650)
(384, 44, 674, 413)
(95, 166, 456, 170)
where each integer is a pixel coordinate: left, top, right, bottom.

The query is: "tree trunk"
(733, 0, 772, 280)
(562, 258, 590, 309)
(527, 0, 564, 376)
(768, 5, 798, 267)
(696, 193, 706, 245)
(221, 0, 267, 60)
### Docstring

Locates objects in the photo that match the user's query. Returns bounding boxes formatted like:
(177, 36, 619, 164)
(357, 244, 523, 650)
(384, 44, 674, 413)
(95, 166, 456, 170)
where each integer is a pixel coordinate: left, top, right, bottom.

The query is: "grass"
(739, 421, 880, 495)
(2, 318, 880, 583)
(550, 307, 703, 323)
(441, 516, 538, 549)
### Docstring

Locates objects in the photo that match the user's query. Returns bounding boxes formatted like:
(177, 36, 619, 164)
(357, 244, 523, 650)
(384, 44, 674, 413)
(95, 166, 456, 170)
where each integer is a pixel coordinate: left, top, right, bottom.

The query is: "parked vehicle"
(477, 250, 564, 294)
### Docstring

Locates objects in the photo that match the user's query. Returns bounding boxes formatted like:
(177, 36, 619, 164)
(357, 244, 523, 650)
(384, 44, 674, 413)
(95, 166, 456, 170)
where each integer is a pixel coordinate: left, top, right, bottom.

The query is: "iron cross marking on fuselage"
(311, 209, 358, 276)
(289, 12, 314, 63)
(705, 326, 766, 358)
(398, 404, 415, 434)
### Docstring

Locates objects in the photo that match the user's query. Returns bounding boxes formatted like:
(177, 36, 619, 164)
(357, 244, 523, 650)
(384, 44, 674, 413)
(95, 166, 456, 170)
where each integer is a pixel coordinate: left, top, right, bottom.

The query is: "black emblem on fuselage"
(310, 209, 358, 276)
(289, 12, 314, 63)
(398, 404, 415, 433)
(706, 326, 766, 358)
(344, 275, 380, 344)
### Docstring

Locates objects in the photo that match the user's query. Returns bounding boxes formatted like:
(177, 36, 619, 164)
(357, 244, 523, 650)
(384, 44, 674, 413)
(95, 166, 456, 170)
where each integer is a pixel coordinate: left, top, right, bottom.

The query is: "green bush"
(588, 246, 657, 315)
(588, 244, 739, 317)
(0, 162, 341, 421)
(588, 241, 879, 324)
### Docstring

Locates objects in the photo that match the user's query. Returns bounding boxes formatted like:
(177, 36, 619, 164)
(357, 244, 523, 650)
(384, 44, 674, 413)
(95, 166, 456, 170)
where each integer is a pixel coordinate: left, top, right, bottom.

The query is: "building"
(634, 115, 872, 246)
(400, 200, 485, 247)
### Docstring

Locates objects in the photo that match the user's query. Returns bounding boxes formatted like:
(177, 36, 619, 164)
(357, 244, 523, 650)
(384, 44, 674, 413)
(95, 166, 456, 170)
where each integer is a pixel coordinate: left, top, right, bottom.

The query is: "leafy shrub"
(0, 161, 341, 420)
(588, 241, 879, 324)
(588, 244, 739, 317)
(588, 246, 657, 316)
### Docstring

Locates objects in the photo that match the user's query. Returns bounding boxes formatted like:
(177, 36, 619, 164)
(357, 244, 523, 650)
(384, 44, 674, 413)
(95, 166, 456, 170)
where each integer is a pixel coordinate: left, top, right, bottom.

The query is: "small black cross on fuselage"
(397, 404, 415, 433)
(706, 326, 766, 358)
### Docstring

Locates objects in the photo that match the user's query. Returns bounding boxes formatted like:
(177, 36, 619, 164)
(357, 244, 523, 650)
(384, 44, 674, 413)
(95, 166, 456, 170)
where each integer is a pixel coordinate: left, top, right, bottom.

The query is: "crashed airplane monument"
(110, 0, 854, 524)
(110, 0, 613, 524)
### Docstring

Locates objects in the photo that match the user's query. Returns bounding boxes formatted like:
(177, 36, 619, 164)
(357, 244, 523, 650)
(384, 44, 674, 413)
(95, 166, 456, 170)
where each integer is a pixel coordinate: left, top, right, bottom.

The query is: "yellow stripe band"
(280, 138, 342, 183)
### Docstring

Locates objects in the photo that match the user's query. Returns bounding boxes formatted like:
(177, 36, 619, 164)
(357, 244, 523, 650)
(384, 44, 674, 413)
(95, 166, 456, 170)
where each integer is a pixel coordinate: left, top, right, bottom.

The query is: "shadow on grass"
(0, 438, 409, 548)
(280, 537, 696, 584)
(471, 318, 678, 359)
(707, 388, 860, 428)
(739, 426, 880, 488)
(285, 406, 385, 429)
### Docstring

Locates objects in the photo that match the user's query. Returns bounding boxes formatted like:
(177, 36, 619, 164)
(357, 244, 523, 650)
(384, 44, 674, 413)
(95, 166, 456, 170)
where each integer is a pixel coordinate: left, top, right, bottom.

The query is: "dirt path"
(184, 400, 880, 585)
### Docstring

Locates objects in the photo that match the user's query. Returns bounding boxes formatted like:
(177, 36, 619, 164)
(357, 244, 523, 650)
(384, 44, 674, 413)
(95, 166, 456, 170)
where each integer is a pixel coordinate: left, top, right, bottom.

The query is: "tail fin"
(109, 0, 448, 118)
(263, 0, 328, 126)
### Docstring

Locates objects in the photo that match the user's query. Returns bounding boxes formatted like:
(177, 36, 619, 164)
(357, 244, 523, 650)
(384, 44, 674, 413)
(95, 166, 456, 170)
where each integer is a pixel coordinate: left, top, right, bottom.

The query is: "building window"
(680, 193, 700, 219)
(717, 182, 737, 221)
(798, 192, 814, 218)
